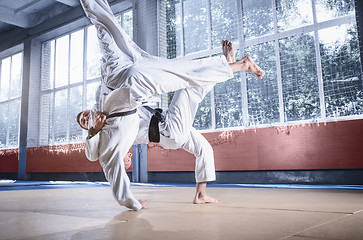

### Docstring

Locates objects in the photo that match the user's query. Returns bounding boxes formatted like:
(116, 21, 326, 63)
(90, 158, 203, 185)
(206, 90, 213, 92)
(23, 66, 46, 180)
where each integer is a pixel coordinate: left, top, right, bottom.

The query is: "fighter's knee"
(199, 141, 214, 159)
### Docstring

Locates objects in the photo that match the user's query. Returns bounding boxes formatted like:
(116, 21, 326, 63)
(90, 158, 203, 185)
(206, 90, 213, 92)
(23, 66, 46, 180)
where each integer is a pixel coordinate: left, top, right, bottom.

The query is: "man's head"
(77, 110, 91, 130)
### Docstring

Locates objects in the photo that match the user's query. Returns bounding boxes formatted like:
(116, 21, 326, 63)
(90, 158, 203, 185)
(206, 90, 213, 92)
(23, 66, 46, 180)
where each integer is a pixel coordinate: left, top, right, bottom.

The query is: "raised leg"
(221, 40, 265, 79)
(222, 40, 236, 63)
(230, 55, 265, 79)
(80, 0, 150, 88)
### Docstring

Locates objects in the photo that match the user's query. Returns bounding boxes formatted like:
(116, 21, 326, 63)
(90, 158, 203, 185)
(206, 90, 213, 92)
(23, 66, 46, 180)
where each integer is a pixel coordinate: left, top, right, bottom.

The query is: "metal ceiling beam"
(0, 5, 35, 28)
(56, 0, 79, 7)
(14, 0, 40, 14)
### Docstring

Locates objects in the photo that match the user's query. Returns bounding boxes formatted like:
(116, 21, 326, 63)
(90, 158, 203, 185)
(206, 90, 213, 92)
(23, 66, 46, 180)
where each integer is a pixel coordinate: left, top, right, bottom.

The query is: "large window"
(40, 10, 133, 145)
(165, 0, 362, 130)
(0, 52, 23, 149)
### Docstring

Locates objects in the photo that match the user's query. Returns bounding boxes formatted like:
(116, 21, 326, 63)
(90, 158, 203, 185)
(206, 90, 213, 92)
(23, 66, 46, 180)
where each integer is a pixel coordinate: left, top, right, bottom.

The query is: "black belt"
(105, 107, 162, 143)
(107, 109, 137, 118)
(104, 84, 165, 123)
(143, 105, 165, 123)
(102, 82, 164, 142)
(148, 108, 163, 143)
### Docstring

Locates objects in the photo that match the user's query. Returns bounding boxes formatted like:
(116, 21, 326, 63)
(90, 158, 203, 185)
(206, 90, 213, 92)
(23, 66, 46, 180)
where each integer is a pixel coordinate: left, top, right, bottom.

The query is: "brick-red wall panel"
(1, 120, 363, 173)
(148, 119, 363, 171)
(0, 149, 18, 172)
(26, 143, 102, 172)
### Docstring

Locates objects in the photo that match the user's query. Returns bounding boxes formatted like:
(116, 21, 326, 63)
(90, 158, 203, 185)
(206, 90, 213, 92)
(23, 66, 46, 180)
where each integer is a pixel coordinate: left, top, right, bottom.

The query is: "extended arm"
(84, 111, 106, 161)
(96, 113, 143, 210)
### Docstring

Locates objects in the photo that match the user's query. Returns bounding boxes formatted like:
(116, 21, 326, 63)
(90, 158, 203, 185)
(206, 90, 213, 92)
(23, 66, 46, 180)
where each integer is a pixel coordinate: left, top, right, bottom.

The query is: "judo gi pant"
(160, 85, 216, 183)
(80, 0, 233, 104)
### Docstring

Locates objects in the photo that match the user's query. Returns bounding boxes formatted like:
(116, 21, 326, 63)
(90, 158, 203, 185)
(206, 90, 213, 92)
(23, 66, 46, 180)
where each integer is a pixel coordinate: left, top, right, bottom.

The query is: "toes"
(222, 40, 233, 48)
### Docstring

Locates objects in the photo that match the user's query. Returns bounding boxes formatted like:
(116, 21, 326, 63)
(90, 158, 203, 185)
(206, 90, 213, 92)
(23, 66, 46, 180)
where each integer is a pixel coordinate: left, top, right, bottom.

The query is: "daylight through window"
(165, 0, 362, 130)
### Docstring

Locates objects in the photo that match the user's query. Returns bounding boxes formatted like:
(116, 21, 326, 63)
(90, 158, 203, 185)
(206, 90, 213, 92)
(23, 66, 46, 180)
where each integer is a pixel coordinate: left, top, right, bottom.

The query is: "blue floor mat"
(0, 180, 110, 191)
(1, 180, 363, 191)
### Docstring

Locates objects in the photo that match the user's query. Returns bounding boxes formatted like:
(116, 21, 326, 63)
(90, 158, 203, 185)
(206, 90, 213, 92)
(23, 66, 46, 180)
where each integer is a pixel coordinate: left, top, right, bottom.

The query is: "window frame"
(39, 9, 133, 146)
(0, 50, 23, 149)
(165, 0, 361, 131)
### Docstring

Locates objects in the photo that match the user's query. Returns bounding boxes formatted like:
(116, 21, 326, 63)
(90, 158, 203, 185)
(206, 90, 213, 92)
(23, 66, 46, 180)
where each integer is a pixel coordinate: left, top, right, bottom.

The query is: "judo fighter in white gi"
(77, 0, 265, 211)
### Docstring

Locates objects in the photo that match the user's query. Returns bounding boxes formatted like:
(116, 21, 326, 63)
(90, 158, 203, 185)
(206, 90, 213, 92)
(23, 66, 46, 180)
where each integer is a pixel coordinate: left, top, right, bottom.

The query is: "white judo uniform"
(135, 85, 217, 183)
(80, 0, 233, 210)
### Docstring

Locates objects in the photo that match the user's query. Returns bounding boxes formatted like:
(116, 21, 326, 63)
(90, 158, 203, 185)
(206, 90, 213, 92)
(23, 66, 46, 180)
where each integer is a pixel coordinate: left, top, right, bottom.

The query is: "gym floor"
(1, 181, 363, 240)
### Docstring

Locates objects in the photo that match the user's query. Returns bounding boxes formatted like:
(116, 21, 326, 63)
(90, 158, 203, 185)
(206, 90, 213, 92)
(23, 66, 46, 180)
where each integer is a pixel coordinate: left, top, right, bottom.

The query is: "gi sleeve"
(96, 115, 143, 211)
(101, 140, 143, 211)
(91, 85, 101, 113)
(84, 133, 100, 162)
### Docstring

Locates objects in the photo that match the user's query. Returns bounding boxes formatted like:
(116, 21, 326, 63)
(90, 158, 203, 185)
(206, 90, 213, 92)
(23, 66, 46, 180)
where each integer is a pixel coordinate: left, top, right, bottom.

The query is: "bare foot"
(193, 193, 221, 204)
(139, 199, 148, 208)
(230, 55, 265, 79)
(222, 40, 236, 63)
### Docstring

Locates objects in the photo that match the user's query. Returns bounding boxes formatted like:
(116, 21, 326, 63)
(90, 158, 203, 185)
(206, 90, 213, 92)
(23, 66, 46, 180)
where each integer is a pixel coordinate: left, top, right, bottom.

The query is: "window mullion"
(66, 34, 71, 142)
(0, 59, 4, 147)
(206, 0, 212, 51)
(205, 0, 215, 129)
(18, 52, 24, 148)
(83, 28, 88, 139)
(0, 60, 2, 98)
(180, 0, 185, 56)
(210, 86, 216, 129)
(272, 0, 285, 124)
(9, 56, 12, 101)
(121, 12, 124, 28)
(312, 0, 326, 120)
(236, 0, 249, 127)
(157, 1, 161, 58)
(5, 100, 10, 147)
(6, 56, 13, 146)
(51, 40, 57, 145)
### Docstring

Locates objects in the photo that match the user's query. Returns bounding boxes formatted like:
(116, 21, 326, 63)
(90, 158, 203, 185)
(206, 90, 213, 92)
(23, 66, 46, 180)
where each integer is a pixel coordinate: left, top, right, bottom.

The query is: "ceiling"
(0, 0, 80, 36)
